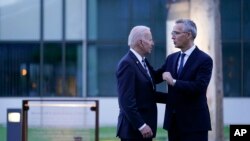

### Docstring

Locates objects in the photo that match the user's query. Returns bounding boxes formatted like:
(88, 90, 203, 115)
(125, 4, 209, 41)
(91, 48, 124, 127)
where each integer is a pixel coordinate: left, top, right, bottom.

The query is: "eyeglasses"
(171, 31, 188, 36)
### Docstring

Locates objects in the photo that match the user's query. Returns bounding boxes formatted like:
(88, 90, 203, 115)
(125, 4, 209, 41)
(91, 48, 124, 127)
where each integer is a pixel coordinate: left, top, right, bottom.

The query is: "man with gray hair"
(157, 19, 213, 141)
(116, 25, 161, 141)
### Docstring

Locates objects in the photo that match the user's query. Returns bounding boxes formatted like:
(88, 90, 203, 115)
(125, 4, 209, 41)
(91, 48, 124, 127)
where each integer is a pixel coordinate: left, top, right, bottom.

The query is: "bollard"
(7, 109, 22, 141)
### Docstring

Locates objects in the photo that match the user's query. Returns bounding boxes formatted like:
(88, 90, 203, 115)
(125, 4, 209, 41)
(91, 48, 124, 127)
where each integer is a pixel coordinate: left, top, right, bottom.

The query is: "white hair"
(128, 26, 150, 47)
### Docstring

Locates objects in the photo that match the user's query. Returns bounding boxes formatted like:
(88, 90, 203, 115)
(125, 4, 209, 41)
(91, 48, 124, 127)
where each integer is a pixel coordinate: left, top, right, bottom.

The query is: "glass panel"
(88, 0, 129, 41)
(222, 43, 241, 97)
(43, 43, 81, 97)
(66, 43, 82, 97)
(43, 43, 62, 96)
(87, 0, 166, 97)
(87, 45, 127, 97)
(0, 0, 40, 40)
(87, 45, 98, 96)
(243, 0, 250, 40)
(26, 100, 97, 141)
(243, 43, 250, 96)
(0, 43, 40, 97)
(66, 0, 85, 40)
(87, 0, 97, 41)
(150, 1, 167, 42)
(220, 0, 241, 41)
(44, 0, 62, 40)
(148, 43, 166, 92)
(132, 0, 150, 26)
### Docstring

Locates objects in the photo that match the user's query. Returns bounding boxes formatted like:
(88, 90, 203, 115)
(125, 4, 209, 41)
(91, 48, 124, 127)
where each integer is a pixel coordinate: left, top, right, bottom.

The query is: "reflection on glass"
(0, 0, 40, 40)
(222, 43, 241, 97)
(243, 43, 250, 97)
(87, 0, 166, 97)
(0, 44, 40, 96)
(43, 43, 81, 97)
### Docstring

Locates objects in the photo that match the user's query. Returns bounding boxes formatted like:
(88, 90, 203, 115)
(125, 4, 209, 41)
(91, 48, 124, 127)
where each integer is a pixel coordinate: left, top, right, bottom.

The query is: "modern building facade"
(0, 0, 250, 136)
(0, 0, 166, 97)
(0, 0, 167, 128)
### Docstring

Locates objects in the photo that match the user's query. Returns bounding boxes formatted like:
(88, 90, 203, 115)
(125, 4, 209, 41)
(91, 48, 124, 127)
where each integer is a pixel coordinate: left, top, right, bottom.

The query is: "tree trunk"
(189, 0, 224, 140)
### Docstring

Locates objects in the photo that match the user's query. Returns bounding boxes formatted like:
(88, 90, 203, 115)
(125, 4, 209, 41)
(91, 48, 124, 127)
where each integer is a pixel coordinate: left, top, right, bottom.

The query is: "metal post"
(22, 100, 29, 141)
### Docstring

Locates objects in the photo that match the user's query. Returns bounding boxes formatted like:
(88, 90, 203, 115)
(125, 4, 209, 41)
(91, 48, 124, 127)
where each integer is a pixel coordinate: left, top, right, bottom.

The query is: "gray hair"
(176, 19, 197, 39)
(128, 26, 150, 47)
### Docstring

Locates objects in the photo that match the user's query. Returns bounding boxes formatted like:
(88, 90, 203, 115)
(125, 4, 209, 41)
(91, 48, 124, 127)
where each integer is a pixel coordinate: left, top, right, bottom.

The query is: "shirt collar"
(130, 48, 144, 62)
(182, 45, 196, 56)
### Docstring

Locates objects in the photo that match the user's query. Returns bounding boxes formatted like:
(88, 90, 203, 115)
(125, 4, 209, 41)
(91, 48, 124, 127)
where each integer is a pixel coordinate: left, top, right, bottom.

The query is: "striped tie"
(142, 59, 151, 77)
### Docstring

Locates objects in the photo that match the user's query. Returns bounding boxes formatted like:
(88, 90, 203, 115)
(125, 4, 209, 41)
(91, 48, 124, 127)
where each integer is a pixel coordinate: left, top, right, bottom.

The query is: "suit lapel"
(178, 47, 199, 78)
(128, 51, 151, 81)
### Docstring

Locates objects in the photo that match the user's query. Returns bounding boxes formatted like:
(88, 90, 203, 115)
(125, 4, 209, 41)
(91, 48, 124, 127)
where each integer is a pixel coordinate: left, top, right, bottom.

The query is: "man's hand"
(162, 72, 174, 86)
(139, 124, 153, 138)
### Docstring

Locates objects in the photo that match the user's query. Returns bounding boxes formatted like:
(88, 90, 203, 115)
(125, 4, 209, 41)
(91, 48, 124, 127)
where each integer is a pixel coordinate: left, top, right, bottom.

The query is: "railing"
(22, 99, 99, 141)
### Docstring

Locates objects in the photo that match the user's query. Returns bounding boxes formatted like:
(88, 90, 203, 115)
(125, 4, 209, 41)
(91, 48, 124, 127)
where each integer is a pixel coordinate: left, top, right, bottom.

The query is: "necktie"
(142, 59, 154, 89)
(178, 53, 186, 76)
(142, 59, 151, 77)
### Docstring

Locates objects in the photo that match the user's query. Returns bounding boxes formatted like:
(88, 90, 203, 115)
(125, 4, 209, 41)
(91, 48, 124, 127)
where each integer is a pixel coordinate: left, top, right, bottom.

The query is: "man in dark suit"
(158, 19, 213, 141)
(116, 25, 159, 141)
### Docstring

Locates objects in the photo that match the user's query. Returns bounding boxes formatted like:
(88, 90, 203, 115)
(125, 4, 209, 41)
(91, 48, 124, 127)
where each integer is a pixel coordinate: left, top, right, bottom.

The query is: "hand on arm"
(162, 72, 175, 86)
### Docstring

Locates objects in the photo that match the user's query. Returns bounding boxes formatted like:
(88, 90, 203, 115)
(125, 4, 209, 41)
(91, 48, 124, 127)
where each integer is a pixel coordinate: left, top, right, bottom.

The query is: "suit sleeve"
(174, 56, 213, 96)
(116, 61, 145, 129)
(146, 59, 168, 103)
(152, 60, 167, 84)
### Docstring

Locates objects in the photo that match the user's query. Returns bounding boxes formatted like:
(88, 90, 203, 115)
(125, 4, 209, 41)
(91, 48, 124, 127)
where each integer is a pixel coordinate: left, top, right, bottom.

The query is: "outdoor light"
(8, 112, 21, 122)
(21, 68, 27, 76)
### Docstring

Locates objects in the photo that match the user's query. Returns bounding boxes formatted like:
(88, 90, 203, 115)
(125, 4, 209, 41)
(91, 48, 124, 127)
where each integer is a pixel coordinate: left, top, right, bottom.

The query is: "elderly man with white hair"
(116, 25, 163, 141)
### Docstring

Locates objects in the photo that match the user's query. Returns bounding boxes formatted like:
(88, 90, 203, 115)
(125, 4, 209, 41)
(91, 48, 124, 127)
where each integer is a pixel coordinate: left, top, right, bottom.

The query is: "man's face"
(171, 23, 189, 49)
(140, 31, 154, 55)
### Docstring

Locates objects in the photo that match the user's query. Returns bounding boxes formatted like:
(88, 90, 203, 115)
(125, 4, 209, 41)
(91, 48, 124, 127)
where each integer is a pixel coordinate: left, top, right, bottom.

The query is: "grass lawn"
(99, 127, 167, 141)
(0, 124, 229, 141)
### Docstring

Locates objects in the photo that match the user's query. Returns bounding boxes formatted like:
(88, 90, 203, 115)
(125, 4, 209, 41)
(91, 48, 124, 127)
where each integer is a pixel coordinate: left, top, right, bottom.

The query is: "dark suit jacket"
(157, 47, 213, 133)
(116, 51, 159, 139)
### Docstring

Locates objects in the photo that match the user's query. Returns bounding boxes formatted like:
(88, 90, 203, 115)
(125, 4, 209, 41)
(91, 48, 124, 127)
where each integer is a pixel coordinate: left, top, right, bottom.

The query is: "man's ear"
(187, 32, 192, 39)
(136, 40, 143, 48)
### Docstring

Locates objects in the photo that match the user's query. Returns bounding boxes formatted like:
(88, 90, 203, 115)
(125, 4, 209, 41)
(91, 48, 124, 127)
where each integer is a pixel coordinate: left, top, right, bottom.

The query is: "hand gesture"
(162, 72, 174, 86)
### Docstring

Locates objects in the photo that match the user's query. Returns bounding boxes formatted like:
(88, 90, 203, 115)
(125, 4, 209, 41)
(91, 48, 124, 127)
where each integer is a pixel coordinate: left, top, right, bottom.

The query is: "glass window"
(221, 0, 250, 97)
(0, 0, 40, 40)
(0, 43, 40, 96)
(243, 43, 250, 96)
(243, 0, 250, 40)
(42, 43, 82, 97)
(43, 43, 63, 96)
(132, 0, 150, 26)
(96, 0, 129, 41)
(87, 45, 98, 96)
(87, 0, 97, 41)
(0, 1, 84, 97)
(87, 45, 127, 97)
(222, 43, 241, 97)
(220, 0, 241, 41)
(66, 0, 85, 40)
(66, 43, 82, 97)
(44, 0, 62, 40)
(87, 0, 166, 97)
(148, 43, 166, 92)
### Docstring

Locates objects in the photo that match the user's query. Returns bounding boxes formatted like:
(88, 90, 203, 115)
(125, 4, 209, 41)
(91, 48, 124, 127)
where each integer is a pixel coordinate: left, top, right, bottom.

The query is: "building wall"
(1, 98, 250, 127)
